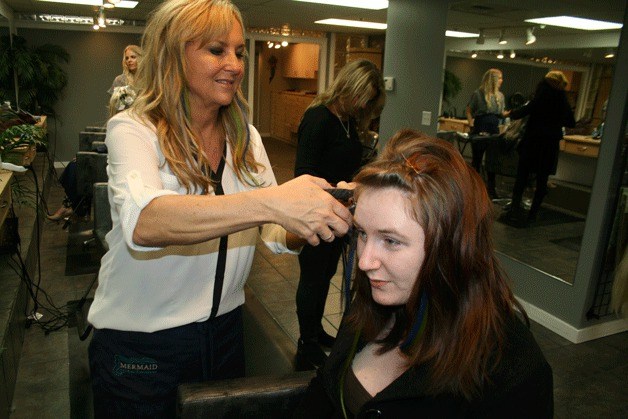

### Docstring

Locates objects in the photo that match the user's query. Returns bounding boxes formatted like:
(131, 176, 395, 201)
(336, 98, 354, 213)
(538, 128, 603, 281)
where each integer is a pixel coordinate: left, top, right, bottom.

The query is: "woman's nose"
(357, 240, 380, 272)
(224, 53, 243, 72)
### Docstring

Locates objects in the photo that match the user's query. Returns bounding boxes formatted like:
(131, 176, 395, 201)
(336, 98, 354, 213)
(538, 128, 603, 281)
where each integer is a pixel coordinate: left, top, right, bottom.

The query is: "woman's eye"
(384, 237, 401, 247)
(236, 52, 245, 59)
(356, 229, 367, 241)
(209, 48, 223, 56)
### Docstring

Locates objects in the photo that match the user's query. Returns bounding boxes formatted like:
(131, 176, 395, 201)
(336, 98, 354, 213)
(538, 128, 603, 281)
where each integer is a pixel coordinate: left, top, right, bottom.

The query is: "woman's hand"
(261, 175, 353, 246)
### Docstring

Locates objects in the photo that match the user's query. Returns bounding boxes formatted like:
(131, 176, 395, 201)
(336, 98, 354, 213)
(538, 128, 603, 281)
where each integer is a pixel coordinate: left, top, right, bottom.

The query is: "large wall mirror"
(442, 47, 617, 285)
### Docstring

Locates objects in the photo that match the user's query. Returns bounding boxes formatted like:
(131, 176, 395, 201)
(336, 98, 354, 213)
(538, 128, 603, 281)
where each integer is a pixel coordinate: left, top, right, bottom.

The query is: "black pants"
(470, 114, 500, 192)
(296, 240, 343, 341)
(89, 307, 244, 418)
(511, 150, 550, 217)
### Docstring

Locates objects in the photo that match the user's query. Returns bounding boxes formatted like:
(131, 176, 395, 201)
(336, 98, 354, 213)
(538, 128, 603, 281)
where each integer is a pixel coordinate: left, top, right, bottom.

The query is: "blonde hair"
(309, 59, 385, 133)
(544, 70, 569, 90)
(479, 68, 504, 109)
(121, 44, 142, 87)
(132, 0, 260, 193)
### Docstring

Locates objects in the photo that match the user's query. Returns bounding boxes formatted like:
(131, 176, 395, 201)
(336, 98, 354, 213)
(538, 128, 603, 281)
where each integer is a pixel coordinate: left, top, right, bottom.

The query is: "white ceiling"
(0, 0, 625, 64)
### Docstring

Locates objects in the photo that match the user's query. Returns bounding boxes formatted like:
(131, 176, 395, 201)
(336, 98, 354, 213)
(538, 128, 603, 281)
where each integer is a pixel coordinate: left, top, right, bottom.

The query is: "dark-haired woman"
(295, 130, 553, 418)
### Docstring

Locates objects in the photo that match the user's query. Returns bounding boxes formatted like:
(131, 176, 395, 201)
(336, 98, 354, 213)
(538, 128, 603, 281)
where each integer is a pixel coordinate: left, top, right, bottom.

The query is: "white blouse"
(88, 111, 295, 333)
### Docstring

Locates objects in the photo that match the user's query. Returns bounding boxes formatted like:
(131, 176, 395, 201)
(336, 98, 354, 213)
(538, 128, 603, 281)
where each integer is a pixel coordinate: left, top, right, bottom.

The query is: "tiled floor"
(6, 137, 628, 418)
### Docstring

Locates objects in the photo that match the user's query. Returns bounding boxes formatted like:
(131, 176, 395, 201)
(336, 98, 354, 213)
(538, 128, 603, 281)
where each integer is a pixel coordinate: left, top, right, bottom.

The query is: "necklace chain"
(336, 114, 350, 139)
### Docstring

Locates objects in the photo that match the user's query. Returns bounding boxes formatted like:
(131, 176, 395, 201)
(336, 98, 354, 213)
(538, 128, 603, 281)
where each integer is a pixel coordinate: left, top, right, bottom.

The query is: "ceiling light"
(113, 1, 138, 8)
(293, 0, 388, 10)
(476, 29, 485, 45)
(604, 50, 615, 58)
(526, 27, 536, 45)
(498, 29, 507, 45)
(103, 2, 114, 8)
(274, 44, 281, 49)
(108, 0, 121, 4)
(36, 0, 136, 7)
(510, 50, 516, 58)
(471, 51, 478, 58)
(315, 18, 387, 30)
(268, 42, 274, 48)
(525, 16, 622, 30)
(497, 51, 504, 59)
(281, 41, 289, 47)
(446, 30, 479, 38)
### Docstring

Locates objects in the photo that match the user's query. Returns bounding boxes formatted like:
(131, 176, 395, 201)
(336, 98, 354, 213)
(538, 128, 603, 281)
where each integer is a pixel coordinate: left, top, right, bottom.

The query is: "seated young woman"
(294, 129, 553, 418)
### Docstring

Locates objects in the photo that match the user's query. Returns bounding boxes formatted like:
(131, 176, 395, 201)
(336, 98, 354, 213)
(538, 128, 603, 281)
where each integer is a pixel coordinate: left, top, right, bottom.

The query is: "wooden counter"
(271, 91, 315, 145)
(0, 170, 13, 227)
(437, 117, 470, 133)
(561, 135, 600, 158)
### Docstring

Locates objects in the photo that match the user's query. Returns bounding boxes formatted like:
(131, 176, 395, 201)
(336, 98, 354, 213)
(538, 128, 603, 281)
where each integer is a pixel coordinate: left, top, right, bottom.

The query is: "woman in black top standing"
(466, 68, 510, 199)
(506, 70, 575, 225)
(294, 59, 385, 370)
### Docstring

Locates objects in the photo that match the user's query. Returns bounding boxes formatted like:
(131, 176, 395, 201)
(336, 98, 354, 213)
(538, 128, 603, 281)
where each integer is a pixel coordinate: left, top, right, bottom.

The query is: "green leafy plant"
(443, 69, 462, 117)
(0, 35, 69, 115)
(0, 123, 46, 157)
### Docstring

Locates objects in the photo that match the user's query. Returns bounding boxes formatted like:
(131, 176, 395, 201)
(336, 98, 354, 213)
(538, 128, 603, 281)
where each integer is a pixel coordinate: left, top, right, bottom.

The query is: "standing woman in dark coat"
(294, 59, 385, 370)
(507, 70, 576, 223)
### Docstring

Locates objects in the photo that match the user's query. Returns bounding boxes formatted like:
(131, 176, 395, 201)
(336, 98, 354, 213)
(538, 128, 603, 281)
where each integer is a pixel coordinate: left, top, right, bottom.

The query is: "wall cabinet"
(282, 43, 319, 79)
(345, 47, 382, 69)
(271, 91, 315, 145)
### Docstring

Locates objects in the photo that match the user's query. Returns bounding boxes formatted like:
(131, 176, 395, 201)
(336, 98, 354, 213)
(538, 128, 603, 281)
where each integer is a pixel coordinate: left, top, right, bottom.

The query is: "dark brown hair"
(347, 129, 525, 399)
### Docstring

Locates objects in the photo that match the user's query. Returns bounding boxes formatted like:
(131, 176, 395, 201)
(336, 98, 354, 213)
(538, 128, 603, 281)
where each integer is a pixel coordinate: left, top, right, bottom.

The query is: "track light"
(526, 27, 536, 45)
(497, 50, 504, 59)
(476, 29, 485, 45)
(97, 7, 106, 28)
(471, 51, 478, 58)
(604, 49, 615, 58)
(510, 50, 516, 58)
(498, 29, 507, 45)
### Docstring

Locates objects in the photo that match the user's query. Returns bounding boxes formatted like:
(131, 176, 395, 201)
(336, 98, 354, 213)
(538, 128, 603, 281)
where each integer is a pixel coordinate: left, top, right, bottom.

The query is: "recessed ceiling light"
(525, 16, 622, 30)
(36, 0, 137, 8)
(293, 0, 388, 10)
(315, 19, 387, 30)
(446, 30, 479, 38)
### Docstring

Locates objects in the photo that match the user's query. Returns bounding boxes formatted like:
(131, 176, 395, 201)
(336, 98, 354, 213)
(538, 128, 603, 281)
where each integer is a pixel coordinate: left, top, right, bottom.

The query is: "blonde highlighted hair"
(479, 68, 504, 109)
(132, 0, 260, 193)
(309, 59, 385, 133)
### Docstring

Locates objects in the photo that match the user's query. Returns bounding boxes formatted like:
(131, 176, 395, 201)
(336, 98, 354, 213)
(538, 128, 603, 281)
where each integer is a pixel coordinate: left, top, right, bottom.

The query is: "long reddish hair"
(347, 129, 525, 399)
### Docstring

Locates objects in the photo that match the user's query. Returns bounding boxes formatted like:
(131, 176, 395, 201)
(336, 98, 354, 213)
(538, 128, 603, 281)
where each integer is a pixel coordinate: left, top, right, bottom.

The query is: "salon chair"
(78, 131, 106, 151)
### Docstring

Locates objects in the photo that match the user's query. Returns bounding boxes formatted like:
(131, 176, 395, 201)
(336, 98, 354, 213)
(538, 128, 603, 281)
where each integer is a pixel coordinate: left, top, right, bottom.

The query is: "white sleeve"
(105, 113, 178, 251)
(246, 126, 299, 255)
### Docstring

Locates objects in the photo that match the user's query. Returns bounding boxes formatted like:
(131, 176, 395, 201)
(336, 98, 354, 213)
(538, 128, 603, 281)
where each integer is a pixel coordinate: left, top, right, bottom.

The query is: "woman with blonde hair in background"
(294, 58, 385, 370)
(87, 0, 351, 417)
(466, 68, 510, 199)
(108, 44, 142, 94)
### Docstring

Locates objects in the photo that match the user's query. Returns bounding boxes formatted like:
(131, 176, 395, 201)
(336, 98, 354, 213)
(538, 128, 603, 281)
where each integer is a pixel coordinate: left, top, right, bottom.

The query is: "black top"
(295, 105, 363, 185)
(294, 314, 553, 418)
(510, 80, 576, 171)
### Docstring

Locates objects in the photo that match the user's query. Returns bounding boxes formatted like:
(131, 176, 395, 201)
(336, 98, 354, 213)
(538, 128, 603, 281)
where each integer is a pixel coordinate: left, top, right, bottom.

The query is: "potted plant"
(442, 69, 462, 118)
(0, 35, 69, 115)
